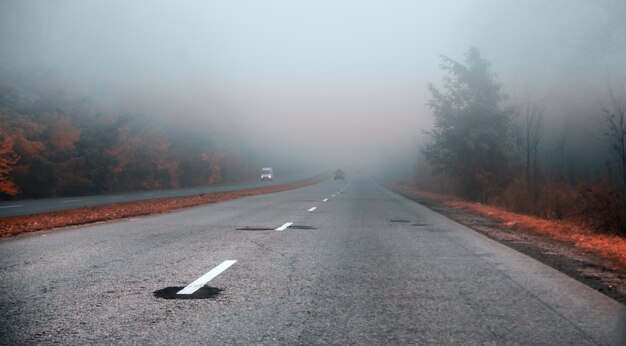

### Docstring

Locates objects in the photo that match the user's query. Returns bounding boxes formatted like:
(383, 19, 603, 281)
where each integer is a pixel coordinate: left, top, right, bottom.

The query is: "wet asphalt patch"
(236, 226, 274, 231)
(153, 286, 223, 299)
(288, 225, 317, 230)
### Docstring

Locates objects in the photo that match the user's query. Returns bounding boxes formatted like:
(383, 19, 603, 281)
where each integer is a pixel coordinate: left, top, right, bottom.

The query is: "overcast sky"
(1, 0, 625, 169)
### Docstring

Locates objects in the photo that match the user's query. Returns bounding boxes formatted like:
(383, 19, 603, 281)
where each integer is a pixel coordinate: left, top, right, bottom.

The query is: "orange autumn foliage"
(48, 117, 81, 150)
(0, 136, 20, 196)
(0, 112, 45, 157)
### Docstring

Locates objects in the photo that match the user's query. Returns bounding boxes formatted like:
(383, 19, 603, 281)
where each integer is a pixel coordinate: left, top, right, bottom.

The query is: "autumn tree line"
(0, 73, 258, 199)
(419, 47, 626, 235)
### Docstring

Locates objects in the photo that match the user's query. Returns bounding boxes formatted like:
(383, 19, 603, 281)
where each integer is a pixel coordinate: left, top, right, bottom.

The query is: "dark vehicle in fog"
(334, 169, 345, 180)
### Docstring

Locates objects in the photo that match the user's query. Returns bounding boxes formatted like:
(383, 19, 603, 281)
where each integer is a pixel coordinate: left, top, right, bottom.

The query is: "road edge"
(383, 183, 626, 305)
(0, 176, 326, 238)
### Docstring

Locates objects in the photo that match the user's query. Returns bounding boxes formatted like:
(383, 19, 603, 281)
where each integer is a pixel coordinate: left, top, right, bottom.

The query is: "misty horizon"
(1, 0, 625, 173)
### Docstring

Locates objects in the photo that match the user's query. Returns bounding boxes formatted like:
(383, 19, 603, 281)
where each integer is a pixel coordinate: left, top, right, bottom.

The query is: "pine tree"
(422, 47, 512, 201)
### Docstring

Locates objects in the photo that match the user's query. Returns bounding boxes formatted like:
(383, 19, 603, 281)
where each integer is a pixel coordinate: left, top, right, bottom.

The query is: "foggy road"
(0, 174, 316, 217)
(0, 177, 624, 345)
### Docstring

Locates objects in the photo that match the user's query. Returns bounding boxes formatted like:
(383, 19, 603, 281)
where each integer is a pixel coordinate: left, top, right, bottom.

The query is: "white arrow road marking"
(308, 207, 317, 212)
(275, 222, 293, 231)
(177, 260, 237, 295)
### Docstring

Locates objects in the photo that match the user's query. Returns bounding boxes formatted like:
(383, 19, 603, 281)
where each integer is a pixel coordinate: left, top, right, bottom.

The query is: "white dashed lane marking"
(308, 207, 317, 212)
(275, 222, 293, 231)
(177, 260, 237, 295)
(323, 198, 329, 202)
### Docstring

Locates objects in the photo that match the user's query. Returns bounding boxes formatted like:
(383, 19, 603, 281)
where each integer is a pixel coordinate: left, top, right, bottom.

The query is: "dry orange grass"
(390, 183, 626, 269)
(0, 177, 324, 237)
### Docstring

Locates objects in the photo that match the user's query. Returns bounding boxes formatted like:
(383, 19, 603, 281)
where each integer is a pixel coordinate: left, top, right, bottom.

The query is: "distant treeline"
(0, 73, 258, 199)
(418, 47, 626, 235)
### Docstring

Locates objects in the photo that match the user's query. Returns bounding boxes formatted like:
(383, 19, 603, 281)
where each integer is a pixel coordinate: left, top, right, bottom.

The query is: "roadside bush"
(534, 180, 579, 220)
(494, 177, 534, 214)
(576, 179, 626, 235)
(415, 160, 626, 236)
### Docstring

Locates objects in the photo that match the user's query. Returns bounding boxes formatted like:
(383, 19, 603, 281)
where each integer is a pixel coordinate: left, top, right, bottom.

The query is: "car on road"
(260, 167, 274, 181)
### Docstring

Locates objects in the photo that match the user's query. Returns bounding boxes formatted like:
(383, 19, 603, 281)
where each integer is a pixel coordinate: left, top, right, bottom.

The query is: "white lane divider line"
(331, 194, 336, 197)
(177, 260, 237, 295)
(62, 199, 82, 203)
(275, 222, 293, 231)
(323, 198, 329, 202)
(0, 204, 23, 209)
(308, 207, 317, 212)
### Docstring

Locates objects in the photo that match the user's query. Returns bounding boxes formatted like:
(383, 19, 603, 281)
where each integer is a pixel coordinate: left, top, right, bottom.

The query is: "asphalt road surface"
(0, 173, 314, 217)
(1, 177, 624, 345)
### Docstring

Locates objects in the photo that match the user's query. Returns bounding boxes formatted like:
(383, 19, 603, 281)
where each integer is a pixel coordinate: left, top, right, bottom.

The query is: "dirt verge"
(0, 177, 325, 238)
(387, 183, 626, 305)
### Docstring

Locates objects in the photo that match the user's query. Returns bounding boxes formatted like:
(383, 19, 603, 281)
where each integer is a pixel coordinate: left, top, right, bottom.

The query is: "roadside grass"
(389, 183, 626, 269)
(0, 177, 324, 237)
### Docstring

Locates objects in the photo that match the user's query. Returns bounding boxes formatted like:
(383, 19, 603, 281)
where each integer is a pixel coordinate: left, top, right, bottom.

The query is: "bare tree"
(522, 100, 544, 192)
(551, 121, 569, 181)
(512, 97, 544, 192)
(599, 87, 626, 188)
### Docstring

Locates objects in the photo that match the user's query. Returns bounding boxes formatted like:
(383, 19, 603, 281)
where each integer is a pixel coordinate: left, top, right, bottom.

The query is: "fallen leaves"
(388, 182, 626, 269)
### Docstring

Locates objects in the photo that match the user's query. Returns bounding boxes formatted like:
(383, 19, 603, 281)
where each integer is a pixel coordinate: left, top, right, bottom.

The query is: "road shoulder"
(387, 185, 626, 305)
